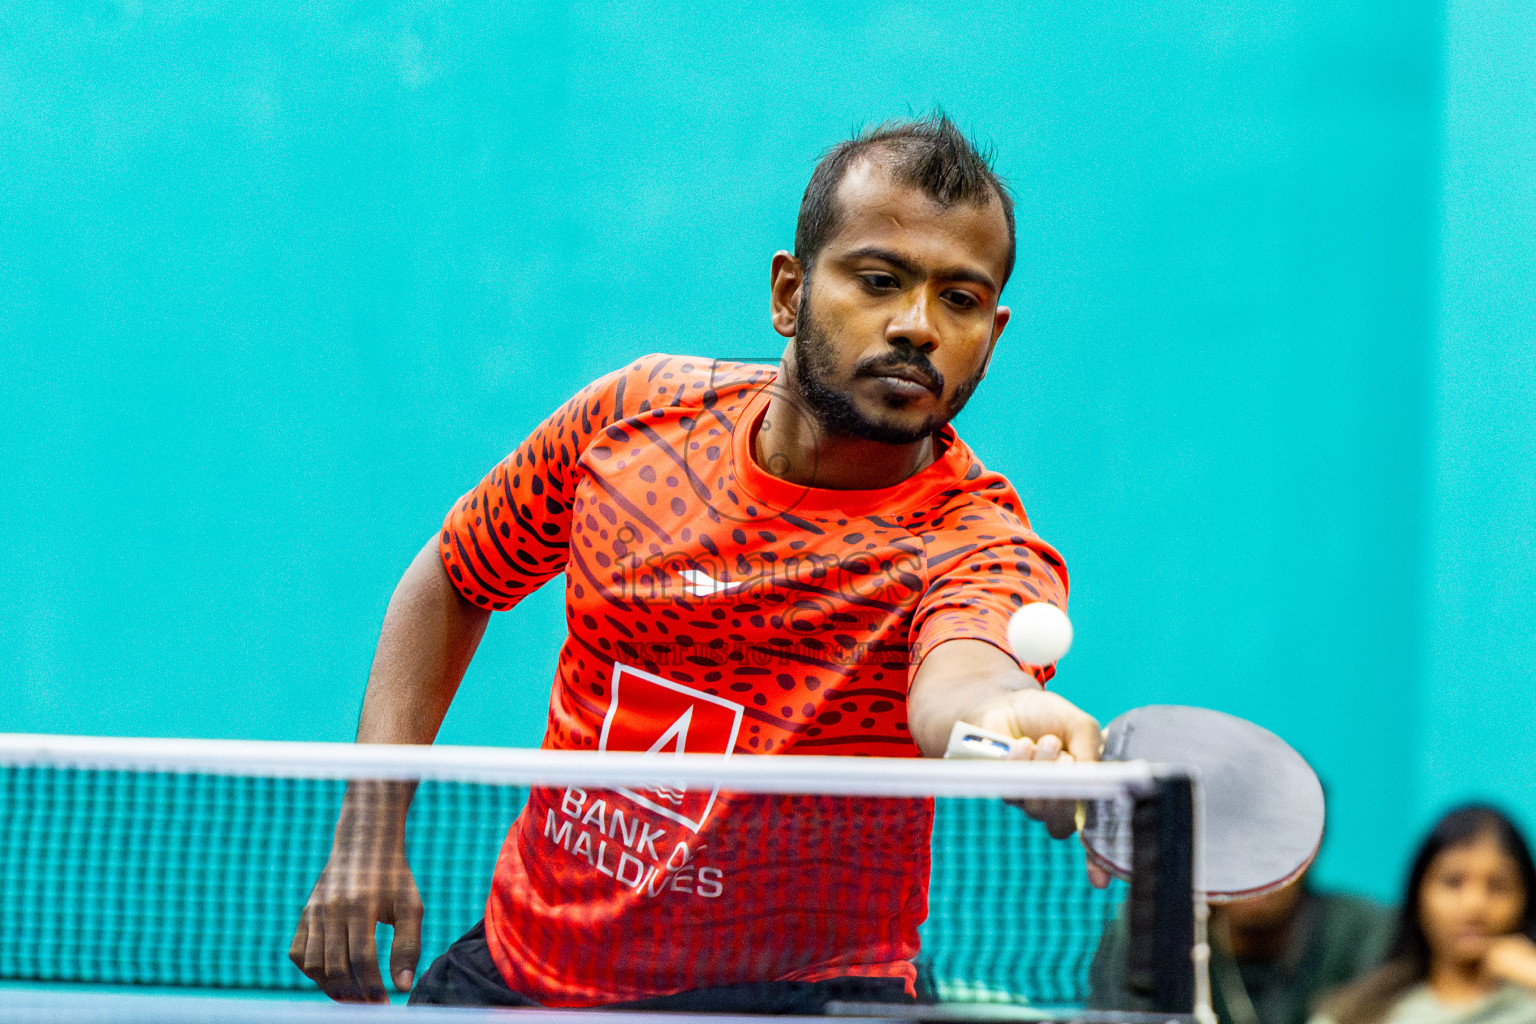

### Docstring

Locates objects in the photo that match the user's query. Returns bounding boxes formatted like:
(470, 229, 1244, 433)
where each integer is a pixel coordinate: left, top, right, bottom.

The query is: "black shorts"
(408, 919, 916, 1013)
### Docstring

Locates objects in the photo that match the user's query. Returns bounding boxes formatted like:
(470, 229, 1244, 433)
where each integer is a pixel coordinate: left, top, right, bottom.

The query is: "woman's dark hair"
(1323, 804, 1536, 1024)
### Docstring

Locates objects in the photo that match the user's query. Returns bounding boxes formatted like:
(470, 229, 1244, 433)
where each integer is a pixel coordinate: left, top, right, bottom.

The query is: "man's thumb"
(390, 908, 423, 992)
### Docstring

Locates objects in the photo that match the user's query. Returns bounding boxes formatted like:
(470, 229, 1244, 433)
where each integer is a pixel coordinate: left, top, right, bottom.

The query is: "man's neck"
(754, 390, 935, 490)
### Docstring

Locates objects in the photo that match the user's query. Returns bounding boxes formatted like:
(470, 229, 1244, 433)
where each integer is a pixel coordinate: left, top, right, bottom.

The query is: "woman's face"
(1418, 833, 1527, 969)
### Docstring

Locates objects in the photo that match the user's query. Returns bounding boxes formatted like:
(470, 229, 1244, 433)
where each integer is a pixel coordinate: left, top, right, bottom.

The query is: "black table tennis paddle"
(945, 705, 1324, 902)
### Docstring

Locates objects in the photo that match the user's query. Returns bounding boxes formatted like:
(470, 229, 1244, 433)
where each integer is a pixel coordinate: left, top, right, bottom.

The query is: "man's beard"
(791, 291, 985, 445)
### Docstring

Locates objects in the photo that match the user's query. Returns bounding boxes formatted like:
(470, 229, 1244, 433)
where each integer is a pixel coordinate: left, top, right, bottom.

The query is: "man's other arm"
(289, 538, 491, 1003)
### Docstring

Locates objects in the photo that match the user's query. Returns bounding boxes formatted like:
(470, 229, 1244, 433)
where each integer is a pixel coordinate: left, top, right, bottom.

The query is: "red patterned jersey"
(439, 355, 1068, 1005)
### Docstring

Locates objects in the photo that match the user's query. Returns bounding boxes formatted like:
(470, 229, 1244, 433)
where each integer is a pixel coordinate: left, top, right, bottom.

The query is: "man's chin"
(794, 360, 947, 444)
(861, 398, 948, 443)
(828, 413, 938, 446)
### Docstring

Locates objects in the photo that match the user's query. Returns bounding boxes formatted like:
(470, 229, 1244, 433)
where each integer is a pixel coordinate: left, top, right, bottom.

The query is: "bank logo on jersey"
(598, 662, 745, 832)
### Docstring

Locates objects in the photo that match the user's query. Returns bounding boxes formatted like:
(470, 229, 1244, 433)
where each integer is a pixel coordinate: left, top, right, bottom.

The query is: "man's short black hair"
(794, 112, 1016, 288)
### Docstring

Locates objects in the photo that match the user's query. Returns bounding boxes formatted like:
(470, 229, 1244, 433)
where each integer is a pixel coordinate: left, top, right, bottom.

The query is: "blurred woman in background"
(1312, 805, 1536, 1024)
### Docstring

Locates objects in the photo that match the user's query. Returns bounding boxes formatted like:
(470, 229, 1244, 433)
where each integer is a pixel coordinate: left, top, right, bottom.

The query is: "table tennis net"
(0, 737, 1197, 1014)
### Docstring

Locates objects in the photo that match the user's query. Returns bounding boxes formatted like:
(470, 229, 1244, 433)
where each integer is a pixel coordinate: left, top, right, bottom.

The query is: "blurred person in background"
(1090, 866, 1393, 1024)
(1309, 805, 1536, 1024)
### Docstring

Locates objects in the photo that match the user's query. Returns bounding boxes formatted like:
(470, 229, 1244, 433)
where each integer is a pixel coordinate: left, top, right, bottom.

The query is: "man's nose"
(886, 292, 939, 352)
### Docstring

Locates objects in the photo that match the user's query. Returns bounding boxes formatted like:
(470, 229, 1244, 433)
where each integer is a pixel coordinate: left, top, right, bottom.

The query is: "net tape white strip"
(0, 989, 1198, 1024)
(0, 988, 901, 1024)
(0, 734, 1180, 800)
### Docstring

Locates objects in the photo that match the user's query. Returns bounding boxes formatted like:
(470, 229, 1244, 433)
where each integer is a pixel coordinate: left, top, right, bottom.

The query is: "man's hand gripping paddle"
(946, 603, 1325, 902)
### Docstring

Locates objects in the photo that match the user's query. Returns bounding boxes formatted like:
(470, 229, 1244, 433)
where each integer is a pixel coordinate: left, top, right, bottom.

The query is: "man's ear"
(977, 305, 1010, 380)
(770, 251, 804, 339)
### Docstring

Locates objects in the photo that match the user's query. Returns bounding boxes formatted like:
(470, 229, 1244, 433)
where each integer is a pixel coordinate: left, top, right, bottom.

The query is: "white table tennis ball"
(1007, 602, 1074, 666)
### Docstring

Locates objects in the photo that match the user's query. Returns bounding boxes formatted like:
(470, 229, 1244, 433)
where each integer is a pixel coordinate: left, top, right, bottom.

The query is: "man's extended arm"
(289, 538, 490, 1003)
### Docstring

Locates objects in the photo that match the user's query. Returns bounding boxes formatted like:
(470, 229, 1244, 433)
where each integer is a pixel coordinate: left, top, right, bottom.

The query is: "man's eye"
(944, 290, 980, 309)
(861, 273, 899, 290)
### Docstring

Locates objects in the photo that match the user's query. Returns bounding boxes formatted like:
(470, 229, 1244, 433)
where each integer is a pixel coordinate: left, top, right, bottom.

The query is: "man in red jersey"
(291, 114, 1102, 1010)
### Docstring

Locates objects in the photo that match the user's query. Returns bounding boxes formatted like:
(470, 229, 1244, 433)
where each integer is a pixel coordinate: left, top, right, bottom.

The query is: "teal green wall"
(1419, 2, 1536, 845)
(4, 1, 1523, 903)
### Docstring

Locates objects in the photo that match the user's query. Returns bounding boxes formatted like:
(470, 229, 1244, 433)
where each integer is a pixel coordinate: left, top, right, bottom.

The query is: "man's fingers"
(1003, 733, 1079, 837)
(1035, 799, 1078, 839)
(299, 910, 326, 983)
(390, 902, 424, 993)
(288, 910, 309, 976)
(972, 690, 1100, 842)
(1017, 798, 1076, 838)
(347, 915, 389, 1004)
(1008, 734, 1064, 764)
(1086, 857, 1112, 889)
(1065, 714, 1102, 763)
(1005, 737, 1037, 760)
(298, 911, 337, 993)
(975, 691, 1100, 764)
(315, 913, 362, 1003)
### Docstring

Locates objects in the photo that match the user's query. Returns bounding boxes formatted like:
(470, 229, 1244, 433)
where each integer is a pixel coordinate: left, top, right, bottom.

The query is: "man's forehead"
(824, 158, 1009, 277)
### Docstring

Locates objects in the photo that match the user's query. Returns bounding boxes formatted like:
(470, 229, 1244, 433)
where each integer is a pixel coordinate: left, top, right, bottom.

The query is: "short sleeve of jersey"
(440, 358, 656, 610)
(907, 484, 1069, 687)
